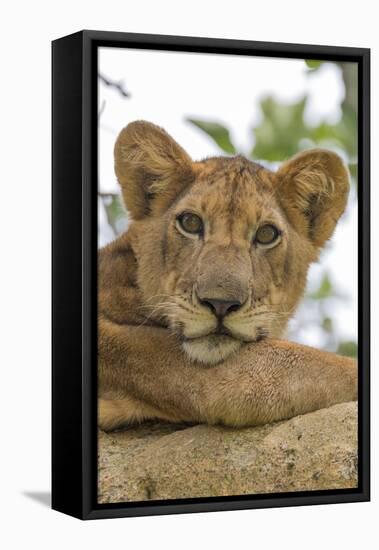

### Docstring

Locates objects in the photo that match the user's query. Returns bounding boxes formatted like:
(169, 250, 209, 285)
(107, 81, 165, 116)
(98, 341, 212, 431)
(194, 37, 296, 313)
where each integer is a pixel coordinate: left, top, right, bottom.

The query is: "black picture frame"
(52, 30, 370, 520)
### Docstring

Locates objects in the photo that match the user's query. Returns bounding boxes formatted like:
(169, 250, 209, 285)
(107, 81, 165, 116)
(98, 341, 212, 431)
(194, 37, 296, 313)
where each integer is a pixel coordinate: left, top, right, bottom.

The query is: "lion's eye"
(177, 212, 203, 235)
(255, 224, 281, 246)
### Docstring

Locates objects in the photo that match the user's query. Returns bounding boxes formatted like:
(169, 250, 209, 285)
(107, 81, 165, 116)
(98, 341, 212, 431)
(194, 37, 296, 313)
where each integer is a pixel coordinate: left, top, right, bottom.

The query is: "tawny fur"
(98, 120, 356, 431)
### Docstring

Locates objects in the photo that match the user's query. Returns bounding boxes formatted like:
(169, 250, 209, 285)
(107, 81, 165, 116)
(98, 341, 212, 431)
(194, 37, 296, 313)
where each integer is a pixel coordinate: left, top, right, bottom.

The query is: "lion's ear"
(275, 149, 350, 248)
(114, 121, 194, 220)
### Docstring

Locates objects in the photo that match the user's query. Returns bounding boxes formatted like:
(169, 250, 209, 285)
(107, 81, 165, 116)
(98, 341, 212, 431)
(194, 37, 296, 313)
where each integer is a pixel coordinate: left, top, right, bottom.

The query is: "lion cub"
(98, 121, 357, 431)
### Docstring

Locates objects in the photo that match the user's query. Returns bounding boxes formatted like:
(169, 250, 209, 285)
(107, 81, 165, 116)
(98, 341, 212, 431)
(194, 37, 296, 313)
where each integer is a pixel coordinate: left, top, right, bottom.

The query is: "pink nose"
(199, 298, 242, 319)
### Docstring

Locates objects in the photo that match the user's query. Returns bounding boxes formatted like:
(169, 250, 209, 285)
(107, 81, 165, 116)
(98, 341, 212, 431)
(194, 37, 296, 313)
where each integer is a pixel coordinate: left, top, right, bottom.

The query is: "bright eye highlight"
(255, 224, 281, 246)
(176, 212, 203, 235)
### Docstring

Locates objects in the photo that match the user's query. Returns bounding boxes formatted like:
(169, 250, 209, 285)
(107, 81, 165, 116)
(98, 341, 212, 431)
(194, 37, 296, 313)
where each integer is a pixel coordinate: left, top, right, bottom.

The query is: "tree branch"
(98, 73, 131, 98)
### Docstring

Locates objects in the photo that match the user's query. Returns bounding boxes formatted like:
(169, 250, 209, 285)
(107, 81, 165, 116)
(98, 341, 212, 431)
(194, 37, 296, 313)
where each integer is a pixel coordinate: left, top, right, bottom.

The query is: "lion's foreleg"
(98, 319, 357, 430)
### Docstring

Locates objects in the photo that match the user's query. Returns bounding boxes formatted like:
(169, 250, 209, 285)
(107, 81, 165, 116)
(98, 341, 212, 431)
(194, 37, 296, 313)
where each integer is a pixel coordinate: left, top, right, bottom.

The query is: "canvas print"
(97, 48, 358, 504)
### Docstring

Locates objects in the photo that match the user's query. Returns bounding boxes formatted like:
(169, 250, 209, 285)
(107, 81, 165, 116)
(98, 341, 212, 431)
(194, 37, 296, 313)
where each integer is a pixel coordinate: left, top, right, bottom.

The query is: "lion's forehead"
(177, 159, 279, 229)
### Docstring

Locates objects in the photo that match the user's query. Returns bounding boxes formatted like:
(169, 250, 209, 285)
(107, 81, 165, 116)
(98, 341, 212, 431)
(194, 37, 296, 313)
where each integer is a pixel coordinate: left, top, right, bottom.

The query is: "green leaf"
(186, 118, 237, 154)
(349, 163, 357, 179)
(305, 59, 323, 71)
(309, 104, 357, 159)
(250, 94, 357, 164)
(309, 273, 333, 300)
(337, 340, 358, 358)
(337, 104, 358, 158)
(322, 317, 333, 333)
(251, 96, 309, 161)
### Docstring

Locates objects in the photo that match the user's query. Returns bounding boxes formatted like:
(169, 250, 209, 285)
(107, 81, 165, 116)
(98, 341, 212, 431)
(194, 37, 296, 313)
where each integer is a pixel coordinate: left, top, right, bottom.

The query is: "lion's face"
(135, 158, 308, 364)
(114, 121, 349, 364)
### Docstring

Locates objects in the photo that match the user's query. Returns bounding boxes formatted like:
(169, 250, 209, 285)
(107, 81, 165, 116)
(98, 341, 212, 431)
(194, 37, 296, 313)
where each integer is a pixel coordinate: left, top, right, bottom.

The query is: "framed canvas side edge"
(358, 47, 370, 502)
(83, 491, 369, 520)
(82, 29, 369, 61)
(52, 31, 86, 519)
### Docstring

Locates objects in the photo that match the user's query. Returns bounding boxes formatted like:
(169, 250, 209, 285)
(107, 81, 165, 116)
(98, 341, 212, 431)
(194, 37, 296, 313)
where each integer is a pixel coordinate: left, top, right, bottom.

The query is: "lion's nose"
(199, 298, 242, 319)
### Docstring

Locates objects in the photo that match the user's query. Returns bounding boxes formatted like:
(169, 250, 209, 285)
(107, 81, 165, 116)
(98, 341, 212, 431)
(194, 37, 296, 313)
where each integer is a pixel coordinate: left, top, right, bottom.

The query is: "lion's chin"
(181, 334, 242, 365)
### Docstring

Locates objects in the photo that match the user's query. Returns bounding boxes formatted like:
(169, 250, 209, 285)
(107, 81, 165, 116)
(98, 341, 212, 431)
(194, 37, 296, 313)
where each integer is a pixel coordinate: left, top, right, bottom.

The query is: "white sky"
(98, 47, 357, 347)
